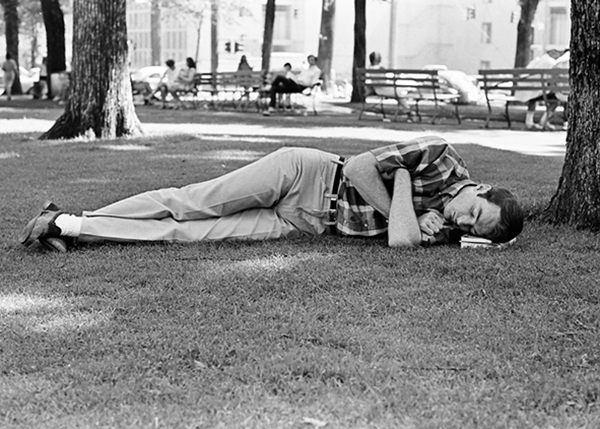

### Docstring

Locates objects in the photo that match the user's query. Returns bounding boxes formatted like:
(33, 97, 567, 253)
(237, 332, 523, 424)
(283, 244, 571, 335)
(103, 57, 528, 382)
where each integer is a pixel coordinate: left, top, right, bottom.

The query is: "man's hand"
(417, 211, 445, 237)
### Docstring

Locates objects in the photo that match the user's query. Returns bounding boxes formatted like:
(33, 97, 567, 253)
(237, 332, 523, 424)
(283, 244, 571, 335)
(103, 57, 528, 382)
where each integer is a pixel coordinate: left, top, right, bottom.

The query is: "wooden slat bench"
(357, 68, 462, 123)
(478, 68, 570, 128)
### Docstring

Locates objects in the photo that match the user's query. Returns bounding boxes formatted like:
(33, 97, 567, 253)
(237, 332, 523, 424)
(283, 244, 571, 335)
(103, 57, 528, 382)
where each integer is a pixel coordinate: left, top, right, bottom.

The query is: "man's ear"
(475, 183, 492, 193)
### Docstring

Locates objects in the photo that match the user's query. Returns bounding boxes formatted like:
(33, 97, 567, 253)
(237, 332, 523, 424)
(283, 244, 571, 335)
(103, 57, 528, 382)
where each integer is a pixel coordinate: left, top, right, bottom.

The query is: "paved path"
(0, 118, 566, 157)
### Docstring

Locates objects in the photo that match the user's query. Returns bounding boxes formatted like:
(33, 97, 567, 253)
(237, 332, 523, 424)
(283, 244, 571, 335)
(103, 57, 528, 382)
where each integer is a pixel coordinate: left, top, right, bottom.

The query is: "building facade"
(125, 0, 571, 78)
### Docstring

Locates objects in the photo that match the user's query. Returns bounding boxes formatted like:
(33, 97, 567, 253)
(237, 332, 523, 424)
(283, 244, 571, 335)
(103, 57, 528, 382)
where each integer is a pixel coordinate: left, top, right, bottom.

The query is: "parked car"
(131, 65, 168, 91)
(0, 66, 40, 94)
(423, 64, 482, 104)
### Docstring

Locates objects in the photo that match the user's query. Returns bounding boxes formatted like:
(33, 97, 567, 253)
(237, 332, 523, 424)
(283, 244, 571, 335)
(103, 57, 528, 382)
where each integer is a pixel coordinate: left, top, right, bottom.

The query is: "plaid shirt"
(336, 136, 475, 243)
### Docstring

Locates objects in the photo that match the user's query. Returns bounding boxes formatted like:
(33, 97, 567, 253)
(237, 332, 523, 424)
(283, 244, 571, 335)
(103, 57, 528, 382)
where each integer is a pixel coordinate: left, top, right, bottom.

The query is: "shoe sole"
(40, 237, 68, 253)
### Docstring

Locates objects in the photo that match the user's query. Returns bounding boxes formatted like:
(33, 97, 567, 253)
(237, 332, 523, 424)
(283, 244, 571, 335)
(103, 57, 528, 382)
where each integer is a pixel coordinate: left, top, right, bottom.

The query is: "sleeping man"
(20, 136, 523, 252)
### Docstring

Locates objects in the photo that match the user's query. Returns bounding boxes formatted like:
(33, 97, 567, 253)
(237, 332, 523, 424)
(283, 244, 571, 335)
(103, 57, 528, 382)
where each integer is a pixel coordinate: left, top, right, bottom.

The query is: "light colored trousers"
(79, 147, 340, 243)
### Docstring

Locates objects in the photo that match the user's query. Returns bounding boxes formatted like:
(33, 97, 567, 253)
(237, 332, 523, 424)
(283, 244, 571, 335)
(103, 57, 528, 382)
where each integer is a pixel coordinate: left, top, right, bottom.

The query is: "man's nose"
(456, 215, 474, 228)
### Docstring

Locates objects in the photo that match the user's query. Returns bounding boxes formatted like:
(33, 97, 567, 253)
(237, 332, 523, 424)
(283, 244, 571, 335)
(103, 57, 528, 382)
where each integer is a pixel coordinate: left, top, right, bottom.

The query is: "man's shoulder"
(373, 136, 450, 153)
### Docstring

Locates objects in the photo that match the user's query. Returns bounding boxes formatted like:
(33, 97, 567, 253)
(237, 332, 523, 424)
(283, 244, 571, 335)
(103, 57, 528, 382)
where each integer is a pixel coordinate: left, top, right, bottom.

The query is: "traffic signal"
(225, 41, 231, 53)
(466, 6, 476, 20)
(234, 42, 244, 53)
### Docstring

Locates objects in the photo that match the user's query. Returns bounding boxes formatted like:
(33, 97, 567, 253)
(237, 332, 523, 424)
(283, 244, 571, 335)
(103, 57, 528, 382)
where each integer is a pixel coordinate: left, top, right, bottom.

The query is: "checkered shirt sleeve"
(336, 136, 473, 239)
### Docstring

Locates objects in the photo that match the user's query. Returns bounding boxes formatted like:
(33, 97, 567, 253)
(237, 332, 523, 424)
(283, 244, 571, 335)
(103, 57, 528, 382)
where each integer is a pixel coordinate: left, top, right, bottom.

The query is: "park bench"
(478, 68, 570, 128)
(172, 73, 206, 108)
(196, 71, 267, 111)
(357, 68, 462, 123)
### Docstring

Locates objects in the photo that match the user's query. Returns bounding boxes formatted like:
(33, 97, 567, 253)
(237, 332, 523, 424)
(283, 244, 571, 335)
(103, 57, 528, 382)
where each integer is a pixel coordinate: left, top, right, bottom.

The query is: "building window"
(264, 4, 292, 51)
(481, 23, 492, 44)
(274, 5, 292, 40)
(549, 7, 569, 45)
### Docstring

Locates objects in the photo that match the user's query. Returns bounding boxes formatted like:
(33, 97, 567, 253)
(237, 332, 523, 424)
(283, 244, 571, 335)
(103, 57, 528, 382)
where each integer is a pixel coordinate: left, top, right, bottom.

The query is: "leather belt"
(328, 156, 345, 235)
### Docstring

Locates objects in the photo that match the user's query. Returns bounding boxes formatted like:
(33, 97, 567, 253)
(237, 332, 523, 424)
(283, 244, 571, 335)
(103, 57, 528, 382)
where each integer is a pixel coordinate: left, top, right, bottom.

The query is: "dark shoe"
(39, 202, 73, 252)
(19, 201, 64, 248)
(40, 236, 70, 253)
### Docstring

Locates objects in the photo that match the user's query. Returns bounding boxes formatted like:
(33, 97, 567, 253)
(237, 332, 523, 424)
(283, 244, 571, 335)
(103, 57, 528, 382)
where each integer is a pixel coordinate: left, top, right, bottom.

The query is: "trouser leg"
(269, 76, 305, 107)
(79, 208, 297, 242)
(79, 147, 339, 243)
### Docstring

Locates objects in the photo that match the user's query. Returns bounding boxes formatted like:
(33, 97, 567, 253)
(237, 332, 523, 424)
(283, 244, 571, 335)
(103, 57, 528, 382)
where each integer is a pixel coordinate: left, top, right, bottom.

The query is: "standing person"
(19, 136, 524, 253)
(263, 54, 322, 116)
(2, 53, 18, 101)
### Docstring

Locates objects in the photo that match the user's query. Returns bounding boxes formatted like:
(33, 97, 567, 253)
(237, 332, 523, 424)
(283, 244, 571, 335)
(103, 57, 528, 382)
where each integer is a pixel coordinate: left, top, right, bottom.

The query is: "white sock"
(54, 214, 82, 237)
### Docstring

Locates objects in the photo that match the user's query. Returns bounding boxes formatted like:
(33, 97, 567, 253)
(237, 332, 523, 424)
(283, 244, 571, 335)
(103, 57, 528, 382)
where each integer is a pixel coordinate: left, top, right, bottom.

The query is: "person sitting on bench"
(263, 55, 321, 116)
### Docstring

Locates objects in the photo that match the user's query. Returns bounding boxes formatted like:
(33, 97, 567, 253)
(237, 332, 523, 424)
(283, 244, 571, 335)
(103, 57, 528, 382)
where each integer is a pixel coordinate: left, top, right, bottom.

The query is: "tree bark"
(41, 0, 66, 98)
(317, 0, 335, 93)
(210, 0, 218, 75)
(545, 1, 600, 229)
(350, 0, 366, 102)
(1, 0, 23, 94)
(40, 0, 142, 140)
(514, 0, 540, 67)
(150, 0, 162, 66)
(261, 0, 275, 74)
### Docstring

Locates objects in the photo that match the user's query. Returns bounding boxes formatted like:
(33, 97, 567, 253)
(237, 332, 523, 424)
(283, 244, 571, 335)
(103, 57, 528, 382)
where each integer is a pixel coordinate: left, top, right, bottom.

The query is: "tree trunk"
(41, 0, 66, 98)
(210, 0, 218, 75)
(261, 0, 275, 74)
(194, 15, 204, 65)
(317, 0, 335, 93)
(545, 1, 600, 229)
(1, 0, 23, 95)
(40, 0, 142, 140)
(514, 0, 540, 67)
(150, 0, 161, 66)
(350, 0, 366, 102)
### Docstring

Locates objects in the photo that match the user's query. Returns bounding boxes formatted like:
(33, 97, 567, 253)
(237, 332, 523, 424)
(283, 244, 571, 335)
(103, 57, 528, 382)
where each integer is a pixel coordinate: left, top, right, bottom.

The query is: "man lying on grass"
(20, 135, 523, 252)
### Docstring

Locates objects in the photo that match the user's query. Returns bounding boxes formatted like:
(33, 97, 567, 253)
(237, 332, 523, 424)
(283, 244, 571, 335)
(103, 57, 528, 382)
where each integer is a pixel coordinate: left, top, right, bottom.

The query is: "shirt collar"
(441, 179, 477, 200)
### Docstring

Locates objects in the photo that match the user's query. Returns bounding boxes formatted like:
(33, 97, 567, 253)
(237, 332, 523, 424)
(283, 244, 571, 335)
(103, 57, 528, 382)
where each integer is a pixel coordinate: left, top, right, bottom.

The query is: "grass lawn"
(1, 104, 599, 428)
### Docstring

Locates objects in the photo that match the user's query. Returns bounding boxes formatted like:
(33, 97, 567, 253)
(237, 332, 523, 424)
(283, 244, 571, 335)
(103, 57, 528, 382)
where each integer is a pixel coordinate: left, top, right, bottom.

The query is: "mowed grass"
(1, 123, 599, 429)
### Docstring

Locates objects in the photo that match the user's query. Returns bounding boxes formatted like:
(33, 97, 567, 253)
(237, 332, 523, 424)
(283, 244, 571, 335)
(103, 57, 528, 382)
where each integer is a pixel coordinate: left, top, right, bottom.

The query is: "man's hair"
(369, 51, 382, 65)
(165, 59, 175, 67)
(478, 187, 524, 243)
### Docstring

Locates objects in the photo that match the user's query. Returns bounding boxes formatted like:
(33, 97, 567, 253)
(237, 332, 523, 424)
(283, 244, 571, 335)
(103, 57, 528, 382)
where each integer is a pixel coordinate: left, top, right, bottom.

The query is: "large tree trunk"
(317, 0, 335, 93)
(350, 0, 366, 103)
(1, 0, 23, 95)
(514, 0, 540, 67)
(150, 0, 161, 66)
(40, 0, 142, 140)
(261, 0, 275, 74)
(41, 0, 66, 98)
(545, 2, 600, 229)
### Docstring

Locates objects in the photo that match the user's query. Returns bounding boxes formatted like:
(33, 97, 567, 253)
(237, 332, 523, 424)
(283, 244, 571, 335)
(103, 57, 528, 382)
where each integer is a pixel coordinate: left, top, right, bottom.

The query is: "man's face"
(307, 56, 317, 66)
(443, 184, 501, 237)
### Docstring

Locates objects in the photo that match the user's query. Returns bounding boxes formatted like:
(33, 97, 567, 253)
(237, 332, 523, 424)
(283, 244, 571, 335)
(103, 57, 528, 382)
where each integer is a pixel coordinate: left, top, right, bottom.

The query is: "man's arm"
(343, 152, 392, 217)
(343, 152, 421, 247)
(388, 169, 421, 247)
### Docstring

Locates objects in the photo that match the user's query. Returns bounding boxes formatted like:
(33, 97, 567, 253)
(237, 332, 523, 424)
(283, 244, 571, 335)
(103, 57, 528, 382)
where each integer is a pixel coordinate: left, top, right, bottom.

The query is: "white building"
(126, 0, 570, 77)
